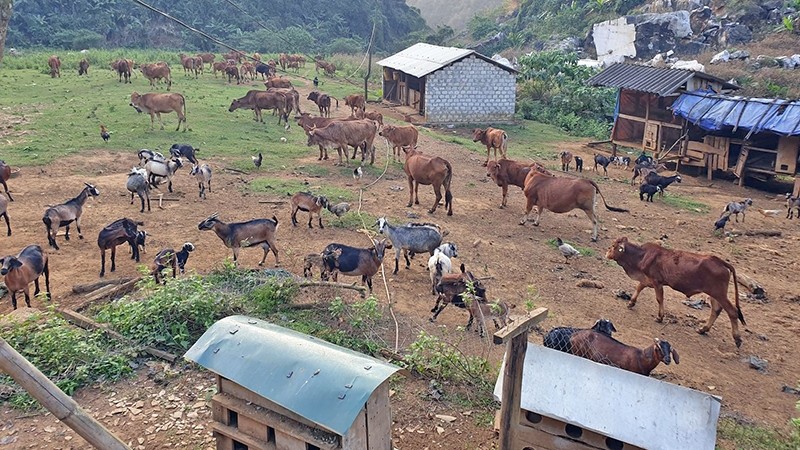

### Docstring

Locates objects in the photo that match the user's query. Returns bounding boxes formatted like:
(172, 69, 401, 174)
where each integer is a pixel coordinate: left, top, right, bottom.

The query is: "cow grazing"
(179, 53, 199, 78)
(306, 119, 378, 166)
(379, 125, 419, 162)
(140, 62, 172, 90)
(486, 159, 545, 208)
(212, 61, 227, 78)
(225, 65, 240, 84)
(344, 94, 366, 116)
(403, 147, 454, 216)
(307, 91, 338, 117)
(78, 58, 89, 76)
(113, 59, 132, 83)
(197, 53, 215, 67)
(1, 245, 51, 309)
(559, 151, 573, 171)
(472, 128, 508, 166)
(229, 90, 288, 125)
(265, 77, 293, 89)
(606, 237, 746, 347)
(130, 92, 187, 132)
(47, 55, 61, 78)
(520, 171, 628, 241)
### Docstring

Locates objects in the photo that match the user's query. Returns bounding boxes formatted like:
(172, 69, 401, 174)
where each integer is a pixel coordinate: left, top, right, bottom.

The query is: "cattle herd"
(4, 51, 800, 384)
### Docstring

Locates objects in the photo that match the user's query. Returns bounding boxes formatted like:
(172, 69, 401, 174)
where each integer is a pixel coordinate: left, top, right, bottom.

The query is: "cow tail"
(723, 260, 746, 325)
(331, 96, 339, 109)
(501, 132, 508, 156)
(590, 180, 629, 212)
(443, 160, 454, 213)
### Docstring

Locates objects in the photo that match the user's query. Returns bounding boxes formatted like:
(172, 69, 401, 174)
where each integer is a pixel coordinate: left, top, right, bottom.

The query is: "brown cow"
(486, 159, 549, 208)
(279, 53, 288, 71)
(225, 65, 240, 84)
(140, 62, 172, 90)
(379, 125, 418, 162)
(0, 160, 13, 201)
(223, 51, 243, 63)
(559, 150, 573, 171)
(267, 88, 301, 116)
(130, 92, 187, 132)
(264, 77, 292, 89)
(48, 55, 61, 78)
(193, 56, 204, 75)
(212, 61, 227, 78)
(403, 147, 453, 216)
(179, 54, 198, 78)
(306, 120, 378, 166)
(606, 237, 746, 347)
(520, 170, 628, 241)
(307, 91, 338, 117)
(252, 52, 262, 62)
(113, 59, 132, 83)
(344, 94, 366, 116)
(472, 127, 508, 166)
(197, 53, 215, 67)
(287, 61, 300, 72)
(229, 90, 288, 125)
(78, 59, 89, 76)
(356, 110, 383, 127)
(240, 62, 256, 81)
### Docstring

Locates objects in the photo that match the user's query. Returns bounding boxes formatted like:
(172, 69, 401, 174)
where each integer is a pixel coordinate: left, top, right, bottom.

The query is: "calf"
(722, 198, 753, 223)
(344, 94, 366, 116)
(639, 184, 661, 202)
(48, 55, 61, 78)
(78, 58, 89, 76)
(140, 62, 172, 90)
(306, 119, 378, 165)
(606, 237, 745, 347)
(130, 92, 187, 132)
(379, 124, 418, 162)
(307, 91, 338, 117)
(356, 110, 383, 127)
(321, 240, 390, 292)
(1, 245, 51, 309)
(265, 77, 292, 89)
(472, 127, 508, 166)
(594, 154, 612, 176)
(486, 159, 544, 208)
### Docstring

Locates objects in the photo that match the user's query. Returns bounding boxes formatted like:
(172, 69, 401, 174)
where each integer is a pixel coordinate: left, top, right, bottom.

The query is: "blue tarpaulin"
(672, 90, 800, 136)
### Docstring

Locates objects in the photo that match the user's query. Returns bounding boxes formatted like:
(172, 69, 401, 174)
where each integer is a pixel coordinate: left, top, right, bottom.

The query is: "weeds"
(718, 417, 800, 450)
(660, 193, 710, 213)
(249, 177, 353, 201)
(401, 330, 493, 389)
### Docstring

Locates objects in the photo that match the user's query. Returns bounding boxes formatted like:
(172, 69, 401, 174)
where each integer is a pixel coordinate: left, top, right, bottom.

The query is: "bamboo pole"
(0, 338, 131, 450)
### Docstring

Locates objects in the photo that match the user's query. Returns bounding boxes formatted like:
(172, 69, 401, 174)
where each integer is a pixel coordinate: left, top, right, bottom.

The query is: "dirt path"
(1, 80, 799, 448)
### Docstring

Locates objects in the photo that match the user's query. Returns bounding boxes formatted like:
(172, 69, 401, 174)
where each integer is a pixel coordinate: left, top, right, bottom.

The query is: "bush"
(326, 38, 364, 55)
(401, 331, 492, 388)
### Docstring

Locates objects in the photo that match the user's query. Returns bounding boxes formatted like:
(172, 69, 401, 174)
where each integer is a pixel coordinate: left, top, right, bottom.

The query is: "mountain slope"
(407, 0, 504, 30)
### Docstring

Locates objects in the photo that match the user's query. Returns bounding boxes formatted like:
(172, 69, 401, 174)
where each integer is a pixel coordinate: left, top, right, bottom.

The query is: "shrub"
(401, 331, 492, 388)
(326, 38, 364, 55)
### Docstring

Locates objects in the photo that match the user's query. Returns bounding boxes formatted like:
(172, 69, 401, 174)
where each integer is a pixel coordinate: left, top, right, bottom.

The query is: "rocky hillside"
(407, 0, 504, 30)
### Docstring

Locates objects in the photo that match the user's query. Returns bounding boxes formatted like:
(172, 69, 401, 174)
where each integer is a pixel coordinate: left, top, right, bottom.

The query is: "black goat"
(151, 242, 195, 284)
(644, 172, 681, 196)
(639, 184, 661, 202)
(97, 218, 143, 277)
(574, 156, 583, 173)
(594, 154, 612, 176)
(321, 239, 391, 292)
(43, 183, 101, 250)
(169, 143, 199, 164)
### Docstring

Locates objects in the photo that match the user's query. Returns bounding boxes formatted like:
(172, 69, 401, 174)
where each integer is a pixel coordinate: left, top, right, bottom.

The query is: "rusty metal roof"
(184, 316, 400, 436)
(377, 42, 517, 78)
(586, 63, 738, 96)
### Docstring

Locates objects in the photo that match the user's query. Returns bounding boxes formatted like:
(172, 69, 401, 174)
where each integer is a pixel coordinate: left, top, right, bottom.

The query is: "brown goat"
(0, 160, 13, 201)
(569, 330, 679, 376)
(303, 252, 332, 281)
(472, 127, 508, 166)
(290, 192, 330, 228)
(97, 218, 143, 277)
(465, 296, 515, 337)
(559, 151, 573, 171)
(198, 213, 280, 267)
(0, 194, 10, 236)
(430, 263, 487, 322)
(403, 147, 454, 216)
(1, 245, 51, 309)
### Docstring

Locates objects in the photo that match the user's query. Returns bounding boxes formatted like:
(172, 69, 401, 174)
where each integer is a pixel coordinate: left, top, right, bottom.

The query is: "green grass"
(546, 238, 596, 257)
(717, 417, 800, 450)
(660, 193, 711, 214)
(249, 176, 354, 201)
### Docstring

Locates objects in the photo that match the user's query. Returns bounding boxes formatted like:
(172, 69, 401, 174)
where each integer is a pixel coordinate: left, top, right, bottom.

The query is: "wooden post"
(494, 308, 548, 450)
(0, 338, 131, 450)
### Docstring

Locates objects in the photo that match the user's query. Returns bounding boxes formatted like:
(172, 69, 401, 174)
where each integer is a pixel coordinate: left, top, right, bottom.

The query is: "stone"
(721, 24, 753, 46)
(710, 50, 730, 64)
(747, 355, 768, 372)
(756, 54, 780, 68)
(730, 50, 750, 60)
(435, 414, 457, 423)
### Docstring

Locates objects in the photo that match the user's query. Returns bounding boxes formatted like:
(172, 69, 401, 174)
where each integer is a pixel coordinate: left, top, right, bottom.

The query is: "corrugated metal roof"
(184, 316, 400, 436)
(586, 63, 738, 96)
(377, 42, 517, 78)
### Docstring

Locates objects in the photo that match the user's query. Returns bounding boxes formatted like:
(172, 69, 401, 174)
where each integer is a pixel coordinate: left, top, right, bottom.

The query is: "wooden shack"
(493, 310, 721, 450)
(184, 316, 401, 450)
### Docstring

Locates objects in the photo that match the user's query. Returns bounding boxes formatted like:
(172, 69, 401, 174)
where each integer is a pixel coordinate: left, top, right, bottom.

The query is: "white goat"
(145, 157, 182, 193)
(190, 163, 212, 199)
(427, 242, 458, 295)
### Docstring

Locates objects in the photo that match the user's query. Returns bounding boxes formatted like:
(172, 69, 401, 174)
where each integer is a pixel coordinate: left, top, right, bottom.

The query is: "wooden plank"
(238, 413, 269, 443)
(498, 333, 527, 450)
(493, 308, 548, 345)
(734, 147, 749, 182)
(793, 176, 800, 197)
(341, 407, 368, 449)
(214, 433, 233, 450)
(514, 424, 603, 450)
(212, 392, 338, 449)
(519, 411, 645, 450)
(211, 422, 272, 450)
(212, 398, 227, 423)
(366, 381, 392, 450)
(275, 431, 306, 450)
(76, 277, 141, 310)
(72, 277, 135, 294)
(688, 141, 726, 156)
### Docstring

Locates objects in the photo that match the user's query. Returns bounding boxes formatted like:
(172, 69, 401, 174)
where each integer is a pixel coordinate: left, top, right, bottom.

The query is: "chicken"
(252, 152, 262, 169)
(100, 124, 110, 142)
(714, 213, 730, 232)
(556, 237, 580, 263)
(757, 208, 782, 218)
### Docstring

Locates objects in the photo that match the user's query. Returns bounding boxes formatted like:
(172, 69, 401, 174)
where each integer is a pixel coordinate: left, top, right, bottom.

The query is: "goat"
(43, 183, 101, 250)
(543, 319, 617, 353)
(594, 154, 612, 176)
(145, 157, 183, 193)
(465, 295, 515, 337)
(303, 252, 336, 281)
(1, 245, 51, 309)
(631, 162, 666, 185)
(169, 143, 199, 165)
(644, 172, 681, 196)
(427, 243, 458, 294)
(132, 230, 147, 255)
(574, 156, 583, 173)
(327, 202, 351, 217)
(190, 164, 212, 199)
(151, 242, 195, 284)
(430, 263, 486, 322)
(722, 198, 753, 223)
(635, 152, 653, 166)
(613, 156, 631, 167)
(137, 149, 165, 166)
(0, 160, 14, 201)
(787, 194, 800, 219)
(290, 192, 329, 228)
(97, 218, 143, 277)
(198, 213, 280, 266)
(321, 240, 390, 292)
(639, 183, 661, 202)
(126, 167, 151, 213)
(0, 194, 10, 236)
(568, 331, 679, 376)
(559, 151, 573, 171)
(376, 217, 443, 274)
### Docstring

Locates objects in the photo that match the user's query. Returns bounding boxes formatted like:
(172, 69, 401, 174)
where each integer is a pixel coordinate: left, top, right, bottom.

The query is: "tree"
(0, 0, 11, 65)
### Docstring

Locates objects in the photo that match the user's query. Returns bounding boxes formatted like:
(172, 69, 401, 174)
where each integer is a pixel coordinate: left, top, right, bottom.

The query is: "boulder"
(710, 50, 730, 64)
(730, 2, 769, 27)
(756, 54, 780, 68)
(629, 11, 693, 60)
(730, 50, 750, 60)
(720, 24, 753, 46)
(671, 59, 705, 71)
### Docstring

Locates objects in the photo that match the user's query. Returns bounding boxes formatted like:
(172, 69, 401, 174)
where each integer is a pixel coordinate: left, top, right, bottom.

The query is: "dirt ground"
(1, 82, 799, 448)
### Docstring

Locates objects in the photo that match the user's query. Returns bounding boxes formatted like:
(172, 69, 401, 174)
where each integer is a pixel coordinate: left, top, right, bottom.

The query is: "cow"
(255, 62, 273, 80)
(344, 94, 366, 116)
(179, 53, 199, 78)
(279, 53, 288, 71)
(223, 51, 243, 63)
(212, 61, 227, 78)
(267, 88, 302, 116)
(48, 55, 61, 78)
(486, 159, 547, 208)
(287, 61, 300, 72)
(315, 60, 336, 76)
(307, 91, 338, 117)
(197, 53, 215, 67)
(130, 92, 187, 132)
(379, 124, 418, 162)
(229, 90, 288, 125)
(520, 170, 628, 241)
(264, 77, 292, 89)
(472, 127, 508, 166)
(306, 120, 378, 166)
(113, 59, 132, 83)
(403, 147, 454, 215)
(356, 110, 383, 128)
(78, 58, 89, 76)
(606, 237, 746, 348)
(193, 56, 204, 75)
(140, 62, 172, 90)
(240, 61, 255, 81)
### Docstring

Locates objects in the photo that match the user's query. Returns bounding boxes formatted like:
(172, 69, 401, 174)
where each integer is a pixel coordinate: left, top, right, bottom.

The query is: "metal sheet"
(184, 315, 400, 436)
(586, 63, 738, 96)
(377, 42, 516, 78)
(493, 344, 721, 450)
